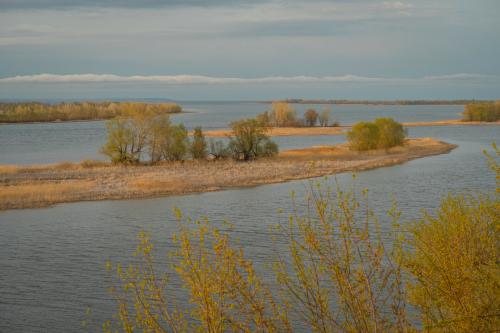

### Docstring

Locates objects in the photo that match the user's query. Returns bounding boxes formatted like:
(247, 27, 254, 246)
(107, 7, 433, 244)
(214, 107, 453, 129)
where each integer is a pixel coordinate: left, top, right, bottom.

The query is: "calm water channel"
(0, 103, 499, 332)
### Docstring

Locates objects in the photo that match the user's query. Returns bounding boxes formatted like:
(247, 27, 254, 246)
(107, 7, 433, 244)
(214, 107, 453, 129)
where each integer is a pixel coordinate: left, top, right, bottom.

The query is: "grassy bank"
(0, 138, 456, 211)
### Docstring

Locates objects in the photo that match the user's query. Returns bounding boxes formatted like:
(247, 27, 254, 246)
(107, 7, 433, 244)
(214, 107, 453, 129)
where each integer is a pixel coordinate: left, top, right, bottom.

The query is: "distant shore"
(0, 110, 196, 125)
(249, 99, 495, 106)
(0, 138, 456, 211)
(197, 120, 500, 137)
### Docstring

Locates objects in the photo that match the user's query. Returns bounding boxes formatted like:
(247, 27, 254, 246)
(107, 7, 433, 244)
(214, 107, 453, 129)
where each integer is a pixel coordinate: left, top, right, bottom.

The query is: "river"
(0, 103, 499, 332)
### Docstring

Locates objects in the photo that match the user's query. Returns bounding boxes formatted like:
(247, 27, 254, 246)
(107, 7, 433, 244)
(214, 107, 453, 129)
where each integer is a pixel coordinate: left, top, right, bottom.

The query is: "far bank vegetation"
(261, 98, 499, 105)
(0, 101, 182, 124)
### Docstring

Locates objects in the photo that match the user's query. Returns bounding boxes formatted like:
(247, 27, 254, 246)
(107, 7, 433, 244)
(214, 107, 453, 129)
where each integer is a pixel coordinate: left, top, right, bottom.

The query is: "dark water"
(0, 103, 499, 332)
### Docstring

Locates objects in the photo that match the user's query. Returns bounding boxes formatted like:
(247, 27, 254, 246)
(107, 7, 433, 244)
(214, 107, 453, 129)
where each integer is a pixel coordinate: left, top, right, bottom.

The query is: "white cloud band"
(1, 73, 499, 86)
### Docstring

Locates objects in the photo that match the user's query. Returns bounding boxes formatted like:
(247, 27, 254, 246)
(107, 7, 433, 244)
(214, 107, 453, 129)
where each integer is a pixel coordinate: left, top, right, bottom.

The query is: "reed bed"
(0, 181, 94, 210)
(0, 138, 456, 211)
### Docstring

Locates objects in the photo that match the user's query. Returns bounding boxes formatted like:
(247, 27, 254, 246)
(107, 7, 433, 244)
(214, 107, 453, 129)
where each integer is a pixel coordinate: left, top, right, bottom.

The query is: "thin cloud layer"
(2, 74, 498, 86)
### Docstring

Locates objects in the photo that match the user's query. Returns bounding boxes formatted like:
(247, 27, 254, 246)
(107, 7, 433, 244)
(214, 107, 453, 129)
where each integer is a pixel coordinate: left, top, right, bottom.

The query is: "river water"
(0, 103, 499, 332)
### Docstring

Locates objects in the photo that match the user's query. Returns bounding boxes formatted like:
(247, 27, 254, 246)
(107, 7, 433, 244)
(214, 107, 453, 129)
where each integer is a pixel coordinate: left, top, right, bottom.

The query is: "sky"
(0, 0, 499, 101)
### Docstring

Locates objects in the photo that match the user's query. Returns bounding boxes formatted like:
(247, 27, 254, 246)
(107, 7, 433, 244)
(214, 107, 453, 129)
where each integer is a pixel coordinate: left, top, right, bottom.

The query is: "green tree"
(162, 123, 189, 161)
(346, 121, 381, 151)
(98, 118, 132, 164)
(226, 118, 278, 160)
(374, 117, 408, 149)
(346, 118, 408, 151)
(461, 103, 500, 122)
(189, 125, 208, 159)
(303, 108, 318, 126)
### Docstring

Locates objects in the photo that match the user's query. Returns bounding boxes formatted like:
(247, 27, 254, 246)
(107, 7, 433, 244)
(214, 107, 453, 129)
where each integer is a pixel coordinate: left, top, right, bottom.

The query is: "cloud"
(1, 73, 498, 86)
(383, 2, 415, 9)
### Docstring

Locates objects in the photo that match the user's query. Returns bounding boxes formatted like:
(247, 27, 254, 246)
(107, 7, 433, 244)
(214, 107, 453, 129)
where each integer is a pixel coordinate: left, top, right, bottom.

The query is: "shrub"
(346, 121, 381, 151)
(399, 143, 500, 332)
(89, 175, 413, 332)
(346, 118, 408, 151)
(375, 117, 409, 149)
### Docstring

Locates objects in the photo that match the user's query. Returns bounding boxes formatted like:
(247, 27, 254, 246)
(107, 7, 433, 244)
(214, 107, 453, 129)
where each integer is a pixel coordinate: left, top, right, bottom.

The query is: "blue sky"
(0, 0, 499, 101)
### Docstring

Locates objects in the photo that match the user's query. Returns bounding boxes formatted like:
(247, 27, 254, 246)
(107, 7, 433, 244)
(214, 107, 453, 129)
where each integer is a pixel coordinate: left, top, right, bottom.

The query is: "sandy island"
(198, 120, 500, 137)
(0, 138, 456, 211)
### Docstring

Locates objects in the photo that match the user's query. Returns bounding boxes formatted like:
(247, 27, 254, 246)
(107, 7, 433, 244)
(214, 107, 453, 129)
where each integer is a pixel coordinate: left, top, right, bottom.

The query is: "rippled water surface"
(0, 103, 499, 332)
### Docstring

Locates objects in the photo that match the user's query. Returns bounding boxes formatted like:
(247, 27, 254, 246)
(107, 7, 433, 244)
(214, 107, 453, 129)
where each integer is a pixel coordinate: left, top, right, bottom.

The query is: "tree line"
(261, 98, 499, 105)
(0, 101, 182, 123)
(99, 104, 279, 164)
(461, 102, 500, 122)
(255, 101, 340, 128)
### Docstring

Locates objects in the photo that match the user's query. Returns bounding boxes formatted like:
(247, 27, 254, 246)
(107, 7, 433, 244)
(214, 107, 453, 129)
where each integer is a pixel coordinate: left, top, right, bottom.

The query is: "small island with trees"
(1, 101, 459, 210)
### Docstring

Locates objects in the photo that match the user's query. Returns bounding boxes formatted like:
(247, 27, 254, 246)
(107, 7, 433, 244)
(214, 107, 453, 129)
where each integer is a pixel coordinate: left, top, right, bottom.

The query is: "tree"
(119, 103, 153, 163)
(162, 124, 189, 161)
(319, 106, 332, 126)
(374, 117, 408, 149)
(303, 108, 318, 126)
(268, 101, 302, 127)
(346, 121, 381, 151)
(147, 115, 171, 164)
(209, 139, 229, 160)
(226, 118, 278, 160)
(189, 126, 208, 159)
(98, 118, 132, 164)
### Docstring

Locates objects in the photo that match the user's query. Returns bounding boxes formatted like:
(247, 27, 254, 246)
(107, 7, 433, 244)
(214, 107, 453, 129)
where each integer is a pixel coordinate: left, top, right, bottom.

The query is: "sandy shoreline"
(0, 138, 456, 211)
(199, 120, 500, 137)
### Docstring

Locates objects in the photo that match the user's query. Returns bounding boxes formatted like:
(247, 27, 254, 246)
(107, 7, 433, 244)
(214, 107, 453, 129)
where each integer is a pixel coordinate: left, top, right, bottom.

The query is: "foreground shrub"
(399, 143, 500, 332)
(86, 174, 414, 332)
(346, 118, 408, 151)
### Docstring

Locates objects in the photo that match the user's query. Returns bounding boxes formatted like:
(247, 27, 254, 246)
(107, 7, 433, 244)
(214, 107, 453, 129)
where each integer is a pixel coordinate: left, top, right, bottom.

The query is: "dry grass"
(0, 181, 94, 210)
(197, 126, 349, 138)
(0, 138, 456, 211)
